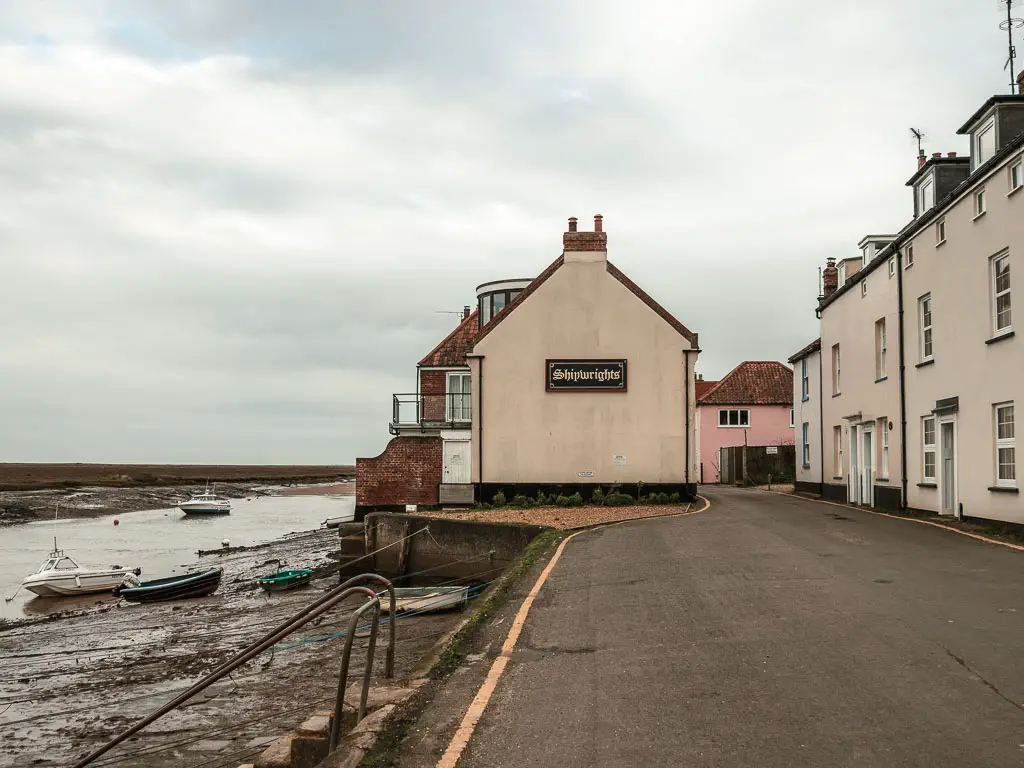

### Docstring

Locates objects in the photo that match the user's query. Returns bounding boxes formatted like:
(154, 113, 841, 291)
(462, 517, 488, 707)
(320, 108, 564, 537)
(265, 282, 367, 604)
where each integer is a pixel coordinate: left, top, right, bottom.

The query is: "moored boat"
(257, 568, 313, 592)
(178, 485, 231, 515)
(383, 586, 470, 614)
(114, 567, 223, 602)
(22, 546, 142, 598)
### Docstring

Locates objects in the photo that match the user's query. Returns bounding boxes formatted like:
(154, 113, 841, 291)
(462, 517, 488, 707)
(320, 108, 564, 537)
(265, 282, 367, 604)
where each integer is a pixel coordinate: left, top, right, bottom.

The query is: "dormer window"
(976, 119, 996, 166)
(918, 176, 935, 213)
(838, 262, 846, 284)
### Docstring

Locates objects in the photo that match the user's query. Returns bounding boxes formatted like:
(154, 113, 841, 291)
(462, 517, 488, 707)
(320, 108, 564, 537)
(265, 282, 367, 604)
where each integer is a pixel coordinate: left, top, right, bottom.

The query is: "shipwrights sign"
(546, 359, 627, 392)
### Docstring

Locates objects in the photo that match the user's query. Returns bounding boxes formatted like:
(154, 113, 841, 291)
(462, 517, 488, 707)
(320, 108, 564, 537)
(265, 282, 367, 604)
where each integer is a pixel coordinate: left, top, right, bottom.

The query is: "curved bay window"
(479, 287, 525, 325)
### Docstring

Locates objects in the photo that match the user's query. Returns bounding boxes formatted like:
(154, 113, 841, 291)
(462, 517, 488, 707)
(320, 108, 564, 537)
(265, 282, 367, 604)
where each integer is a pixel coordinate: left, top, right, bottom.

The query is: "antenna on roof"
(1000, 0, 1023, 93)
(910, 127, 925, 158)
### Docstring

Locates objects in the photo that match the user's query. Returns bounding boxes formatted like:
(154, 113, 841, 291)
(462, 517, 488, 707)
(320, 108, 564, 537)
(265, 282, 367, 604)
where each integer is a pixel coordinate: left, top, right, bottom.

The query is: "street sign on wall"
(546, 359, 627, 392)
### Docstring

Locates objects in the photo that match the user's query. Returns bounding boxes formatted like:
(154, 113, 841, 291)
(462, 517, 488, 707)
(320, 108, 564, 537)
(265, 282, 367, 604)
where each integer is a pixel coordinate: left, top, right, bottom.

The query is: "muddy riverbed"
(0, 491, 471, 768)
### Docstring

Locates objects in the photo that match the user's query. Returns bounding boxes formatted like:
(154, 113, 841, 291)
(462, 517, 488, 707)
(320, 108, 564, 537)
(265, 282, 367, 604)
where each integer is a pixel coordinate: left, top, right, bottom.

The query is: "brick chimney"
(823, 257, 839, 297)
(563, 214, 608, 262)
(463, 305, 471, 320)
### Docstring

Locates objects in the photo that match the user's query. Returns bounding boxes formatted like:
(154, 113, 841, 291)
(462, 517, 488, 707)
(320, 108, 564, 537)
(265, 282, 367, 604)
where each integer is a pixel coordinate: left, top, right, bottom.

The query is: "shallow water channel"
(0, 493, 354, 620)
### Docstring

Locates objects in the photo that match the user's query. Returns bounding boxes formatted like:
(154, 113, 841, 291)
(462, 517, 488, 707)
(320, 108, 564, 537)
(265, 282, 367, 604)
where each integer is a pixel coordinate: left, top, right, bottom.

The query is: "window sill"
(718, 425, 751, 429)
(936, 239, 946, 248)
(988, 485, 1019, 494)
(973, 210, 987, 222)
(801, 396, 809, 403)
(832, 476, 843, 481)
(803, 464, 811, 470)
(904, 261, 914, 269)
(832, 392, 842, 398)
(985, 330, 1014, 345)
(917, 482, 937, 488)
(1008, 185, 1022, 198)
(874, 376, 888, 383)
(915, 358, 935, 368)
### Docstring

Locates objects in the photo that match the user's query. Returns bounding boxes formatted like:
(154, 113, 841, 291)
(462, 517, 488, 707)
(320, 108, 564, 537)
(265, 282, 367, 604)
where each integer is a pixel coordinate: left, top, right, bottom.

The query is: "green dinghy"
(257, 568, 313, 593)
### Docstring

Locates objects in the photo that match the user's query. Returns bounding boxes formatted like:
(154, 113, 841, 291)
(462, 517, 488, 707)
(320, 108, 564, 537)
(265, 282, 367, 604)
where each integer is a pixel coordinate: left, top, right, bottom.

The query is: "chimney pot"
(932, 152, 942, 159)
(463, 305, 471, 320)
(567, 217, 577, 232)
(947, 152, 957, 158)
(594, 214, 603, 232)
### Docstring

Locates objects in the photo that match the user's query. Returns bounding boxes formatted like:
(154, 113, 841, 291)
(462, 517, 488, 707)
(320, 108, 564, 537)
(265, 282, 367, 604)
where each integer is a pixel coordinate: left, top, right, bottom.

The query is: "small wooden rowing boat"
(382, 586, 470, 615)
(257, 569, 313, 593)
(113, 568, 223, 603)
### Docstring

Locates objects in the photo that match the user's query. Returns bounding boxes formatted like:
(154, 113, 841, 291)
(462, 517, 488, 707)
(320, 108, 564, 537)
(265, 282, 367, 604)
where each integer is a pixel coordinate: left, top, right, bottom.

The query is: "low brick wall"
(356, 436, 443, 515)
(364, 513, 548, 583)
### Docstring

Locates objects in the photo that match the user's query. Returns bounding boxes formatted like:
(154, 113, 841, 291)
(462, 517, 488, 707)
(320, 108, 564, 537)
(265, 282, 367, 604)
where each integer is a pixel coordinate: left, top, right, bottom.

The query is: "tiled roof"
(418, 309, 479, 367)
(698, 361, 793, 406)
(695, 379, 719, 400)
(787, 338, 821, 364)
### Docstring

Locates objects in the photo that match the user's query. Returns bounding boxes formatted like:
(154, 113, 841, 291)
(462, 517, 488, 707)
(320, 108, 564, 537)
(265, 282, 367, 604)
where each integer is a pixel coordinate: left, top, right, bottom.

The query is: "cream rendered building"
(793, 79, 1024, 525)
(356, 215, 701, 514)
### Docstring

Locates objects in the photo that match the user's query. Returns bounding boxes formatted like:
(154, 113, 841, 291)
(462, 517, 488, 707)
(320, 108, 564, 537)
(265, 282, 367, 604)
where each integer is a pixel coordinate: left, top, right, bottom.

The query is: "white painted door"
(940, 418, 957, 517)
(848, 426, 860, 504)
(861, 428, 874, 507)
(443, 440, 471, 484)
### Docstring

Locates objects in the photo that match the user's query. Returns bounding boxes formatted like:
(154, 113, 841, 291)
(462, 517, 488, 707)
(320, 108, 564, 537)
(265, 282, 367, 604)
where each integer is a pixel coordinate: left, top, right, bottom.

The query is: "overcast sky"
(0, 1, 1015, 464)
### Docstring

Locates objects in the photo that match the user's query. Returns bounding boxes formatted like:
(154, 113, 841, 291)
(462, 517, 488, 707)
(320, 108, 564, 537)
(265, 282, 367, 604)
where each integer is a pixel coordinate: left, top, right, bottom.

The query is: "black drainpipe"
(895, 248, 908, 511)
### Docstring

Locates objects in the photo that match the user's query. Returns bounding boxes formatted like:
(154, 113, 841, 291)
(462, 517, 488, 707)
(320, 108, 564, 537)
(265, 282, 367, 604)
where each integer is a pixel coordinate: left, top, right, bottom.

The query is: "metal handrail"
(346, 572, 397, 678)
(71, 573, 396, 767)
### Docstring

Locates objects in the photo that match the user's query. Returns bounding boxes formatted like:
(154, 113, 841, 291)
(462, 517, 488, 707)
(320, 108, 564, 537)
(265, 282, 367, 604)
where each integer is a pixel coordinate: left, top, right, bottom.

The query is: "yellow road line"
(436, 495, 711, 768)
(771, 489, 1024, 552)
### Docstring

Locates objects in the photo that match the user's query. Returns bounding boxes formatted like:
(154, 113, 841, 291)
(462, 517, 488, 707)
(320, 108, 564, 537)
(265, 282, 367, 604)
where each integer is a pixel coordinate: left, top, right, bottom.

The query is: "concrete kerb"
(762, 488, 1024, 553)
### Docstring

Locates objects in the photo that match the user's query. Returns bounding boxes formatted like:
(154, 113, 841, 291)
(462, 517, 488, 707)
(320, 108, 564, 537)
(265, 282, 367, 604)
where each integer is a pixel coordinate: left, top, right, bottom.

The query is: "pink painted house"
(697, 361, 794, 484)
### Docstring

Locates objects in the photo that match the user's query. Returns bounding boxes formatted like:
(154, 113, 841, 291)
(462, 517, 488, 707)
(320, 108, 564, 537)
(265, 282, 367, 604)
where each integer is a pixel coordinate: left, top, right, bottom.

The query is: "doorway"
(443, 439, 471, 484)
(861, 427, 874, 507)
(939, 417, 958, 517)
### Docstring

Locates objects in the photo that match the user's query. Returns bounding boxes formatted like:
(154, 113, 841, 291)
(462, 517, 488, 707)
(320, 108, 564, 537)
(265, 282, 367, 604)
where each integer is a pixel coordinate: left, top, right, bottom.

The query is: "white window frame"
(918, 176, 934, 212)
(991, 251, 1012, 336)
(718, 409, 750, 428)
(875, 318, 887, 380)
(923, 416, 936, 483)
(919, 294, 933, 362)
(831, 344, 841, 395)
(838, 262, 847, 284)
(878, 418, 889, 480)
(802, 423, 810, 467)
(905, 243, 914, 268)
(445, 372, 472, 422)
(861, 281, 868, 297)
(1010, 158, 1023, 194)
(888, 258, 895, 277)
(976, 119, 996, 167)
(833, 425, 843, 479)
(789, 408, 795, 428)
(935, 217, 946, 245)
(994, 402, 1016, 488)
(974, 188, 987, 219)
(801, 359, 809, 401)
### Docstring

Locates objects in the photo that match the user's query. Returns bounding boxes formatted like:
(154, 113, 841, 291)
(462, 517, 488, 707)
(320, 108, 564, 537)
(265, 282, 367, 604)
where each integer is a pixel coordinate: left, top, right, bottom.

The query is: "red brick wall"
(420, 370, 447, 423)
(356, 436, 443, 509)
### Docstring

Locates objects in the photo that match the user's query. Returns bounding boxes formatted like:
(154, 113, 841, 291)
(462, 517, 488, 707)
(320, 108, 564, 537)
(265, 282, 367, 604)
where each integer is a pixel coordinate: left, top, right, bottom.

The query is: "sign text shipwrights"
(546, 359, 627, 392)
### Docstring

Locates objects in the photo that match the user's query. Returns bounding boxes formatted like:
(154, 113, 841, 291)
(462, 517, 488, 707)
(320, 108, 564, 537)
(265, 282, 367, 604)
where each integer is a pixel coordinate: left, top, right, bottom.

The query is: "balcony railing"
(391, 392, 472, 433)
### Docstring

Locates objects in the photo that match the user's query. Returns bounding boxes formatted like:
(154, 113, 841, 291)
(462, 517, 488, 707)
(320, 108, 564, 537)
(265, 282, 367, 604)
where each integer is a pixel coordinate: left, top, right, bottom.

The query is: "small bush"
(668, 492, 681, 503)
(491, 491, 506, 507)
(511, 494, 534, 508)
(535, 490, 549, 506)
(590, 487, 605, 505)
(655, 492, 670, 505)
(554, 495, 571, 507)
(567, 492, 584, 507)
(604, 492, 634, 507)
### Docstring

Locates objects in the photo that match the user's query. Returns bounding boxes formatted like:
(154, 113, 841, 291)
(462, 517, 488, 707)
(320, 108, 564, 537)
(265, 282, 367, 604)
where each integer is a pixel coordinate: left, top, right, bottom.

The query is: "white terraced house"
(791, 74, 1024, 525)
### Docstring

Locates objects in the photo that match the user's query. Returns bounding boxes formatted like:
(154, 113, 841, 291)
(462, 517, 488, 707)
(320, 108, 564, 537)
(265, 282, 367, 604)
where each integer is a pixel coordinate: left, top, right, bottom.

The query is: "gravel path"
(413, 503, 694, 530)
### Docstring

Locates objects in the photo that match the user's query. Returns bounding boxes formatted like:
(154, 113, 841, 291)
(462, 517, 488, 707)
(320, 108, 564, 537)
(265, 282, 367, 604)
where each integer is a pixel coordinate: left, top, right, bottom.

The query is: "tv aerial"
(910, 128, 926, 163)
(1000, 0, 1023, 93)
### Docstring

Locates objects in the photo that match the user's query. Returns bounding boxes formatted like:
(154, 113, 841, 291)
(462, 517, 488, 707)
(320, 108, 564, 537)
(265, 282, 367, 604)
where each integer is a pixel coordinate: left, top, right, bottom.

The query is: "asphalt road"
(459, 487, 1024, 768)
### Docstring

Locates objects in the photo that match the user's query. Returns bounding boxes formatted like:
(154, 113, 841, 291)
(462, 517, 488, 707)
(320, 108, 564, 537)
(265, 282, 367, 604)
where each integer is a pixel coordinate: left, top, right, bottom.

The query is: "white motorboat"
(178, 485, 231, 515)
(22, 544, 142, 598)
